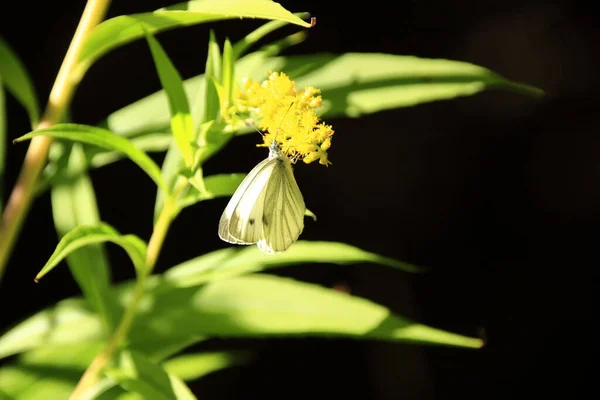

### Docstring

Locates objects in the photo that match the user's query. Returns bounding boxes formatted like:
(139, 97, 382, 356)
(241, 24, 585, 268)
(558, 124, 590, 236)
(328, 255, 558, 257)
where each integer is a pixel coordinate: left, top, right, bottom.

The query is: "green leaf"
(231, 12, 310, 59)
(78, 0, 312, 72)
(0, 298, 103, 359)
(102, 52, 544, 142)
(0, 242, 477, 361)
(14, 123, 169, 193)
(50, 143, 119, 333)
(106, 350, 197, 400)
(177, 173, 245, 209)
(221, 38, 234, 113)
(0, 78, 5, 213)
(164, 241, 422, 287)
(145, 32, 194, 167)
(0, 35, 39, 126)
(34, 223, 147, 281)
(130, 274, 482, 348)
(243, 52, 545, 119)
(203, 30, 221, 124)
(0, 341, 104, 400)
(90, 132, 172, 169)
(163, 351, 249, 381)
(154, 140, 183, 222)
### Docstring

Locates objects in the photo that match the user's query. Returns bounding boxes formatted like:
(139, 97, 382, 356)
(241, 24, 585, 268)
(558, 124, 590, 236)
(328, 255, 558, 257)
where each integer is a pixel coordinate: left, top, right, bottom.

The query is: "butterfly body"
(218, 140, 306, 254)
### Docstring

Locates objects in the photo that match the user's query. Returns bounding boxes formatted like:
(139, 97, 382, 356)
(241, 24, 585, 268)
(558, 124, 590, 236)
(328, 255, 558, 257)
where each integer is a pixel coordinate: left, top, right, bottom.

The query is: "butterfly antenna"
(234, 112, 264, 137)
(273, 101, 295, 144)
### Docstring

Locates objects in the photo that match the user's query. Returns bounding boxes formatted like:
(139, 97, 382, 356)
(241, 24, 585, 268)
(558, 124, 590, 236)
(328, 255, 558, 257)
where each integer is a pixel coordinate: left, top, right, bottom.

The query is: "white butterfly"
(218, 138, 306, 254)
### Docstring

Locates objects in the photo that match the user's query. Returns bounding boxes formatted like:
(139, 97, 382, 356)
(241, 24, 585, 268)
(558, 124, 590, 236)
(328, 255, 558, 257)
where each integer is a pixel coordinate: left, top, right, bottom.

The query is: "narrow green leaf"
(78, 0, 312, 71)
(90, 132, 172, 169)
(129, 274, 483, 349)
(203, 30, 221, 124)
(177, 173, 245, 209)
(0, 342, 105, 400)
(164, 241, 422, 288)
(14, 123, 169, 193)
(102, 52, 544, 141)
(0, 35, 39, 126)
(50, 143, 119, 333)
(221, 38, 234, 114)
(0, 298, 102, 359)
(34, 223, 147, 281)
(163, 351, 249, 381)
(0, 78, 5, 213)
(145, 33, 194, 167)
(231, 12, 310, 58)
(107, 350, 197, 400)
(241, 52, 545, 119)
(154, 140, 183, 222)
(99, 17, 307, 141)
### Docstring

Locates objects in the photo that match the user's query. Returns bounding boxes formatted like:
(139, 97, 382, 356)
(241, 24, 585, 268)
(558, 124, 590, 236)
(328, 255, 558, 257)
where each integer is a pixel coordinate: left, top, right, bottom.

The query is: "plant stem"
(0, 0, 111, 283)
(69, 197, 177, 399)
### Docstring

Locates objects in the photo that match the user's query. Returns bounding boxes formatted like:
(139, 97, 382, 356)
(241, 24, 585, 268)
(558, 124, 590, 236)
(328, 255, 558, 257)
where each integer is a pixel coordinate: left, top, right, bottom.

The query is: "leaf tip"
(310, 17, 316, 27)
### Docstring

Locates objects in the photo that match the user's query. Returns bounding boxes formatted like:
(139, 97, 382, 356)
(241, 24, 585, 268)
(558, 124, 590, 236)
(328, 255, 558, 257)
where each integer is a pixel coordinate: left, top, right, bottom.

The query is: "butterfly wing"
(257, 155, 306, 254)
(218, 157, 277, 244)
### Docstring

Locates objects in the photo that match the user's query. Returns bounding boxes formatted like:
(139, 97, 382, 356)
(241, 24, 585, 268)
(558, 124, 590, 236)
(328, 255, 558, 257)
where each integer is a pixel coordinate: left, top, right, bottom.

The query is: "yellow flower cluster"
(231, 72, 334, 166)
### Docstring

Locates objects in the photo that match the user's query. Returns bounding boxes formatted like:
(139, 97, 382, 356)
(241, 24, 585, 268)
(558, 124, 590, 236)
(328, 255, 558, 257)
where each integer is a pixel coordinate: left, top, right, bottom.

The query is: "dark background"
(1, 1, 598, 399)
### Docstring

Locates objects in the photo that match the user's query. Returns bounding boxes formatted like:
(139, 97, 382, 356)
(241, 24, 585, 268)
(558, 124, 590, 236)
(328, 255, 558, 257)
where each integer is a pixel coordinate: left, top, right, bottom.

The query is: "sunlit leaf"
(14, 123, 169, 193)
(129, 274, 482, 348)
(177, 173, 245, 209)
(203, 30, 221, 124)
(78, 0, 311, 72)
(50, 143, 119, 333)
(102, 52, 544, 142)
(34, 223, 147, 281)
(163, 351, 249, 381)
(90, 132, 172, 169)
(0, 78, 5, 213)
(0, 35, 39, 126)
(145, 32, 194, 167)
(164, 241, 422, 288)
(249, 52, 545, 118)
(0, 342, 103, 400)
(0, 298, 102, 359)
(106, 350, 196, 400)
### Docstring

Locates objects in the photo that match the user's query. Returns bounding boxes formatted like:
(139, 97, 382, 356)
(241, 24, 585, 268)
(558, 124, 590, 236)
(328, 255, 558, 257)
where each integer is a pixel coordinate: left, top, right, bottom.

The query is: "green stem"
(0, 0, 111, 282)
(69, 196, 177, 399)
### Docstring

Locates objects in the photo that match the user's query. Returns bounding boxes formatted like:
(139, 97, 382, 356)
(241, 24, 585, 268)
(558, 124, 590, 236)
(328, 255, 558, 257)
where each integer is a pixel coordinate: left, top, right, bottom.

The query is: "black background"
(1, 1, 599, 399)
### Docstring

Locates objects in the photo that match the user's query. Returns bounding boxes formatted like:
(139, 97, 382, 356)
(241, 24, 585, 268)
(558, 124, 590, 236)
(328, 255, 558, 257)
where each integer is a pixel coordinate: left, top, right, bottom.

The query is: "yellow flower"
(229, 72, 334, 166)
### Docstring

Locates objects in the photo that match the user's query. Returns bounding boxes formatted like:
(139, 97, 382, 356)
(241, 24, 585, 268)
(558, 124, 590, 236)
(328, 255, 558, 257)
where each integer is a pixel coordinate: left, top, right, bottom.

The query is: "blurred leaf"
(34, 223, 147, 281)
(203, 30, 221, 124)
(129, 274, 482, 348)
(246, 52, 545, 118)
(0, 35, 39, 126)
(50, 143, 119, 333)
(90, 132, 172, 169)
(0, 298, 102, 359)
(164, 241, 422, 287)
(102, 52, 544, 142)
(99, 17, 306, 143)
(154, 140, 184, 223)
(221, 38, 234, 114)
(177, 173, 245, 209)
(106, 350, 196, 400)
(0, 243, 479, 362)
(14, 123, 169, 193)
(145, 33, 194, 167)
(78, 0, 311, 71)
(163, 350, 249, 381)
(0, 78, 5, 213)
(231, 12, 310, 58)
(0, 342, 104, 399)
